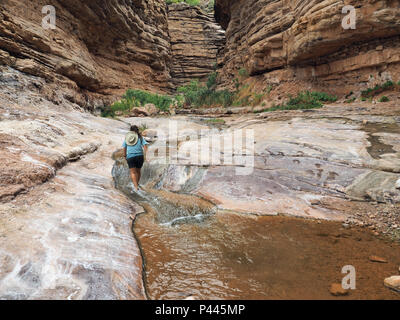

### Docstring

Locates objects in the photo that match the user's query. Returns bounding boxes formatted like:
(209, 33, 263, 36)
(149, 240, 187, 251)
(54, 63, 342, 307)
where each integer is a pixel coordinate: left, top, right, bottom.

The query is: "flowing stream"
(112, 158, 400, 300)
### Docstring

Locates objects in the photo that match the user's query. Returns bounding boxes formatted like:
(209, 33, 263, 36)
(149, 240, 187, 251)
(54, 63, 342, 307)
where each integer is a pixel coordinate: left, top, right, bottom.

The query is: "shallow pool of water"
(134, 210, 400, 300)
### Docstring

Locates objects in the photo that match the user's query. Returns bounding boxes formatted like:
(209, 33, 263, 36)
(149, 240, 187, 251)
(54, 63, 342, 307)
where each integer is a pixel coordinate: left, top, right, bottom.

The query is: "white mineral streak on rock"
(0, 95, 146, 299)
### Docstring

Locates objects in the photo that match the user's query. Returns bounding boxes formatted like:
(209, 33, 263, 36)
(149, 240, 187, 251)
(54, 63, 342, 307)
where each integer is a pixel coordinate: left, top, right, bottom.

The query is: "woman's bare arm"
(124, 147, 127, 158)
(143, 145, 148, 161)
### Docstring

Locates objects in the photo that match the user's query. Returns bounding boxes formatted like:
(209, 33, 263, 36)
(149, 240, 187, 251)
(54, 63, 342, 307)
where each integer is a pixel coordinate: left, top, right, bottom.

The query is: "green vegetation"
(379, 96, 389, 102)
(101, 89, 173, 118)
(166, 0, 201, 6)
(345, 97, 356, 103)
(204, 118, 225, 124)
(361, 81, 395, 98)
(238, 68, 249, 79)
(166, 0, 215, 11)
(254, 91, 337, 113)
(124, 89, 172, 111)
(138, 123, 148, 133)
(102, 68, 341, 118)
(177, 72, 234, 108)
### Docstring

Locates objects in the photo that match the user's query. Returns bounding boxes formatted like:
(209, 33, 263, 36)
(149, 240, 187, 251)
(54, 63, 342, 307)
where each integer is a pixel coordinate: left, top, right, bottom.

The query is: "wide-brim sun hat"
(125, 132, 139, 146)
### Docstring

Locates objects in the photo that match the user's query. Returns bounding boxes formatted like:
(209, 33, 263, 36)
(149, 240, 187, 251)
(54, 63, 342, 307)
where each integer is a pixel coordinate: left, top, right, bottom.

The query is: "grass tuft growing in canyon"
(361, 81, 397, 98)
(166, 0, 201, 6)
(177, 73, 234, 108)
(101, 89, 173, 118)
(255, 91, 337, 113)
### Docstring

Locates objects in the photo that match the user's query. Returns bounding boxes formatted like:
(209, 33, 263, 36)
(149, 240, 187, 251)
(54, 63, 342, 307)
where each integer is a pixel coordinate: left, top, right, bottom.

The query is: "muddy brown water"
(134, 210, 400, 300)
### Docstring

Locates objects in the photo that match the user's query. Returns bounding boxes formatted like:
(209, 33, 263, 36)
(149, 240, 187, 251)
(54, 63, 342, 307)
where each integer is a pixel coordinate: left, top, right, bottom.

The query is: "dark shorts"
(127, 155, 144, 169)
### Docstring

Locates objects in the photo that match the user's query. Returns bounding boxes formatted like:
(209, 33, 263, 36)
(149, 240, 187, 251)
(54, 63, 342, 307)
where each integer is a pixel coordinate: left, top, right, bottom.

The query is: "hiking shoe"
(129, 183, 138, 193)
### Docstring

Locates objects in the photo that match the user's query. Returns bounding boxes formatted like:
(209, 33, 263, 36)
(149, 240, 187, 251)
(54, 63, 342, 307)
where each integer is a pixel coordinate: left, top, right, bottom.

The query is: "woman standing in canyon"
(123, 125, 149, 193)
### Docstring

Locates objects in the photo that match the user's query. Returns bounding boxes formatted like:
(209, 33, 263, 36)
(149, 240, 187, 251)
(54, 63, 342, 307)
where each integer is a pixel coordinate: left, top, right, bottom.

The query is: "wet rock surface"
(1, 67, 399, 300)
(121, 105, 400, 234)
(109, 105, 400, 300)
(0, 72, 146, 299)
(134, 212, 400, 299)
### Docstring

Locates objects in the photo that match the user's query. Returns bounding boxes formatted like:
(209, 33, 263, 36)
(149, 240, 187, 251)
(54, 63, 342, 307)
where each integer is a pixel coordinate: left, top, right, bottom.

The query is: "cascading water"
(111, 153, 216, 225)
(111, 152, 400, 300)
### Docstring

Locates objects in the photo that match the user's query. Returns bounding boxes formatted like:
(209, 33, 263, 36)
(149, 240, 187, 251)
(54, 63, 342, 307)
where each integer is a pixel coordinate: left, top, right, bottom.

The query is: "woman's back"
(123, 137, 148, 159)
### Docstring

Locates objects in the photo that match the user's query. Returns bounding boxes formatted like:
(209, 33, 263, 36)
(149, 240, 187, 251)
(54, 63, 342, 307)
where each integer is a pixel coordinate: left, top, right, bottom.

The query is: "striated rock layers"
(0, 0, 172, 109)
(215, 0, 400, 96)
(0, 67, 147, 299)
(168, 3, 225, 88)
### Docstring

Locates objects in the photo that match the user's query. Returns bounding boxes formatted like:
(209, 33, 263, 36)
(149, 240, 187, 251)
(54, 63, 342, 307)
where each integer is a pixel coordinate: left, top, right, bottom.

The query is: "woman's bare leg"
(130, 168, 139, 190)
(136, 168, 142, 186)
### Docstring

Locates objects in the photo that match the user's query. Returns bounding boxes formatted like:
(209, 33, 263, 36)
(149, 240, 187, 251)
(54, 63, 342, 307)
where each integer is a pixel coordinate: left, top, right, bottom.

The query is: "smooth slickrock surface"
(121, 105, 400, 223)
(215, 0, 400, 97)
(0, 68, 146, 299)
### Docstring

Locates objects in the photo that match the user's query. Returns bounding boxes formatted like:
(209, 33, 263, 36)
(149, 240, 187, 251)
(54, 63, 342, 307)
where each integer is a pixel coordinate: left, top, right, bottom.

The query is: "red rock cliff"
(215, 0, 400, 96)
(0, 0, 172, 109)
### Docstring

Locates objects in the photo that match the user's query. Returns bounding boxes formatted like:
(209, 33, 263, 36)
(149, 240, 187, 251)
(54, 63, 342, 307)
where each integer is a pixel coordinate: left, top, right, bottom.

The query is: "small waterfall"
(111, 153, 216, 226)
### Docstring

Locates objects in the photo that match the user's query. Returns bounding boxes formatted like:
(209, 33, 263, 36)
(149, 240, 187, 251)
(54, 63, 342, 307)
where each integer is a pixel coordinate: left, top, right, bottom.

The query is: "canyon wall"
(168, 3, 225, 88)
(2, 0, 400, 109)
(0, 0, 172, 109)
(215, 0, 400, 97)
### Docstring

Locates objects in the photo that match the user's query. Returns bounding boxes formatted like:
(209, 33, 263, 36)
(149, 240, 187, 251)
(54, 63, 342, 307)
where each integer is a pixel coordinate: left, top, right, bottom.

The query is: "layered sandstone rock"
(0, 67, 146, 300)
(168, 3, 225, 88)
(215, 0, 400, 96)
(0, 0, 172, 109)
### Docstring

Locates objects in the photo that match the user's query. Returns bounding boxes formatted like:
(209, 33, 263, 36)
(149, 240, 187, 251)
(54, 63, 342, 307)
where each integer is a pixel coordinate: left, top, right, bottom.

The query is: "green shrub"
(166, 0, 200, 6)
(238, 68, 249, 78)
(177, 73, 234, 108)
(205, 118, 225, 124)
(101, 89, 172, 118)
(379, 96, 389, 102)
(138, 123, 148, 133)
(206, 71, 218, 90)
(252, 93, 265, 106)
(361, 81, 395, 97)
(309, 91, 338, 102)
(233, 78, 240, 92)
(345, 97, 356, 103)
(254, 91, 335, 113)
(123, 89, 172, 111)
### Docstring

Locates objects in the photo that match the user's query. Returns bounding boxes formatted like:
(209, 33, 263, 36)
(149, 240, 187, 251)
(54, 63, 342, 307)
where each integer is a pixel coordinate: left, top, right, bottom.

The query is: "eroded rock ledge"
(215, 0, 400, 96)
(0, 0, 172, 109)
